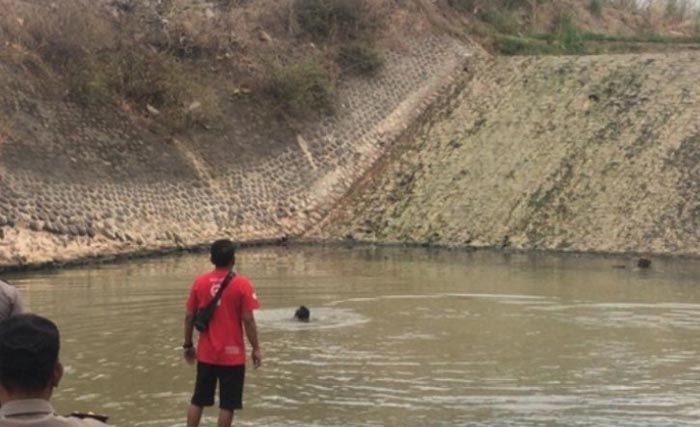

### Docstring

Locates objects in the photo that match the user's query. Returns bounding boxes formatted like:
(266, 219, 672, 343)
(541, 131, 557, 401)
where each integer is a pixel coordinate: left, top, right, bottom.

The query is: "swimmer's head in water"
(294, 305, 310, 322)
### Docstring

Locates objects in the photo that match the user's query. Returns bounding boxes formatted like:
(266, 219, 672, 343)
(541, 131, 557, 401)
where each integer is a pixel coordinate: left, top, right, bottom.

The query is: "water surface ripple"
(7, 247, 700, 426)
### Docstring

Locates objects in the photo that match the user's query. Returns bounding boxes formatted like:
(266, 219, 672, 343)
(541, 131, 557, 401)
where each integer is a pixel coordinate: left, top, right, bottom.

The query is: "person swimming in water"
(294, 306, 310, 322)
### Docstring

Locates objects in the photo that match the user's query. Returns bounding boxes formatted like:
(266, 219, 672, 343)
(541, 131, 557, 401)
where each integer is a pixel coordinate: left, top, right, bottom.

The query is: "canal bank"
(5, 45, 700, 268)
(0, 32, 470, 270)
(311, 52, 700, 257)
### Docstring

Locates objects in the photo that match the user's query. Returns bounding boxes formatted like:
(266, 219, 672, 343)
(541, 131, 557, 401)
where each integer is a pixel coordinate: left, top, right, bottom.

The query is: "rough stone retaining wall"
(311, 52, 700, 256)
(0, 35, 470, 268)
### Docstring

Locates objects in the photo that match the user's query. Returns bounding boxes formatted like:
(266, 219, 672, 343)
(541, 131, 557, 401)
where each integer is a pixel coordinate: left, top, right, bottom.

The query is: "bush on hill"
(267, 59, 335, 115)
(337, 42, 383, 75)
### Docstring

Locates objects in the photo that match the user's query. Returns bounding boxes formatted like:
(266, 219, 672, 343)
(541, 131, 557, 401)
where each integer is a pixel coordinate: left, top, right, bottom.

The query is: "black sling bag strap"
(193, 271, 236, 332)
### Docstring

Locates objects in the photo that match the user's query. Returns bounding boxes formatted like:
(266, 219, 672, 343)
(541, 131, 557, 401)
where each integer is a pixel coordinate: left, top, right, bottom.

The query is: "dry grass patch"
(0, 0, 222, 131)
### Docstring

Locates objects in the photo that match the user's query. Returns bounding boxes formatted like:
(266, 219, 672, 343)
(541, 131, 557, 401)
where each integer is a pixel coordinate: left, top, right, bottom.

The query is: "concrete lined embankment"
(4, 41, 700, 268)
(0, 35, 469, 269)
(311, 52, 700, 256)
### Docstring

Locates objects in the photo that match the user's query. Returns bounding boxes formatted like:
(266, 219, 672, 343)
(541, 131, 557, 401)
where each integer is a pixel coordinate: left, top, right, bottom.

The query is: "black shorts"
(191, 362, 246, 410)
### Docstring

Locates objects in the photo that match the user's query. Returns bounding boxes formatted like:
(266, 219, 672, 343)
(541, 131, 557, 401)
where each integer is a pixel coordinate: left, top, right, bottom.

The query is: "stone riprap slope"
(311, 52, 700, 255)
(0, 36, 469, 268)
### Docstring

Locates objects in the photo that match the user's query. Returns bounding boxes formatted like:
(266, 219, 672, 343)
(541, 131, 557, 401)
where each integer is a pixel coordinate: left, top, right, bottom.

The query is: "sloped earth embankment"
(0, 35, 469, 269)
(310, 52, 700, 256)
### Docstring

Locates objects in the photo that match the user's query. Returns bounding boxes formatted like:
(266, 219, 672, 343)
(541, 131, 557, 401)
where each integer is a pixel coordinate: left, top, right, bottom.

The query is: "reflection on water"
(6, 246, 700, 427)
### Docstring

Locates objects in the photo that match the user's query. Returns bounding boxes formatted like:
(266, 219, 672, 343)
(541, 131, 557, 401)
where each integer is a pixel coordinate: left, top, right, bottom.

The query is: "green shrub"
(693, 11, 700, 36)
(589, 0, 604, 16)
(664, 0, 690, 21)
(107, 49, 178, 108)
(23, 0, 111, 69)
(480, 8, 521, 35)
(331, 0, 363, 29)
(553, 15, 585, 54)
(500, 0, 533, 8)
(496, 35, 559, 55)
(609, 0, 638, 10)
(297, 0, 333, 37)
(296, 0, 363, 39)
(64, 59, 112, 106)
(337, 42, 383, 75)
(268, 60, 335, 115)
(103, 48, 219, 130)
(447, 0, 475, 12)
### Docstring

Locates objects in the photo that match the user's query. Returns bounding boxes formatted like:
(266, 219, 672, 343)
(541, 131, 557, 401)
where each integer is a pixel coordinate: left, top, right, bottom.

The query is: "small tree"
(693, 10, 700, 36)
(665, 0, 692, 21)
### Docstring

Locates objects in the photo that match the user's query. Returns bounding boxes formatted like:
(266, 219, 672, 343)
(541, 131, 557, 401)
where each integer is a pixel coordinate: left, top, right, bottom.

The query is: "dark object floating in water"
(637, 258, 652, 269)
(295, 305, 310, 322)
(612, 264, 626, 269)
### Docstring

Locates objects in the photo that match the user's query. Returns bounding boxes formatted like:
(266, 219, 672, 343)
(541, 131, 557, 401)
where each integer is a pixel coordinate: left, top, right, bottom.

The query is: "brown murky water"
(6, 246, 700, 427)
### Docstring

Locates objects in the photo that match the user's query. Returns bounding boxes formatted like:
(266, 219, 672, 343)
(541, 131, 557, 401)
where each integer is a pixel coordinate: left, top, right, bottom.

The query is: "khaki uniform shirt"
(0, 400, 108, 427)
(0, 280, 22, 322)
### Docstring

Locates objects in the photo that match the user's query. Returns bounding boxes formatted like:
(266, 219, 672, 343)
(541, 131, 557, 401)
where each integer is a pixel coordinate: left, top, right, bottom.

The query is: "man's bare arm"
(242, 311, 261, 368)
(183, 312, 195, 364)
(184, 312, 194, 345)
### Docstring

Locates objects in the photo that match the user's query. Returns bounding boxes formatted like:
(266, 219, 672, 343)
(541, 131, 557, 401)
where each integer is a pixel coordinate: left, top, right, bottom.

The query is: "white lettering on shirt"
(225, 345, 241, 355)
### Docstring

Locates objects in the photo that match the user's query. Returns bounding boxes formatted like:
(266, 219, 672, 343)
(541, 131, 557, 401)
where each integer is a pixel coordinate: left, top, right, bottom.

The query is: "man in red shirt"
(183, 239, 261, 427)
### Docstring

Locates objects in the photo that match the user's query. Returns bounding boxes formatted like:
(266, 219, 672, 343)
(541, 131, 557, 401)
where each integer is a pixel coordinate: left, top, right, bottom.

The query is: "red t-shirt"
(186, 269, 260, 366)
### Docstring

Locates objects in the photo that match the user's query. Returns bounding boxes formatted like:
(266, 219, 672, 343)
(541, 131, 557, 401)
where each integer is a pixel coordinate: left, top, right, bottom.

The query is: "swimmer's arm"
(242, 311, 261, 368)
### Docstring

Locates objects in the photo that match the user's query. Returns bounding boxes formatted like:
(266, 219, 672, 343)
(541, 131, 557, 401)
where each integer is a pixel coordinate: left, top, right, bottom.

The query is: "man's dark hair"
(0, 314, 60, 392)
(211, 239, 236, 268)
(295, 305, 310, 322)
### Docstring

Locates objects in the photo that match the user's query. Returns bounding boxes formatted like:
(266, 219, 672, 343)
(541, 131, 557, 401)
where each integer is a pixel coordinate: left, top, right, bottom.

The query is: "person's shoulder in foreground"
(0, 314, 109, 427)
(0, 279, 22, 321)
(0, 401, 107, 427)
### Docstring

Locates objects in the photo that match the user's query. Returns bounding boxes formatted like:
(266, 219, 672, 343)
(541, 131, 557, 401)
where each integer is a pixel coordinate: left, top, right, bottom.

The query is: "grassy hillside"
(441, 0, 700, 54)
(0, 0, 431, 133)
(1, 0, 699, 136)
